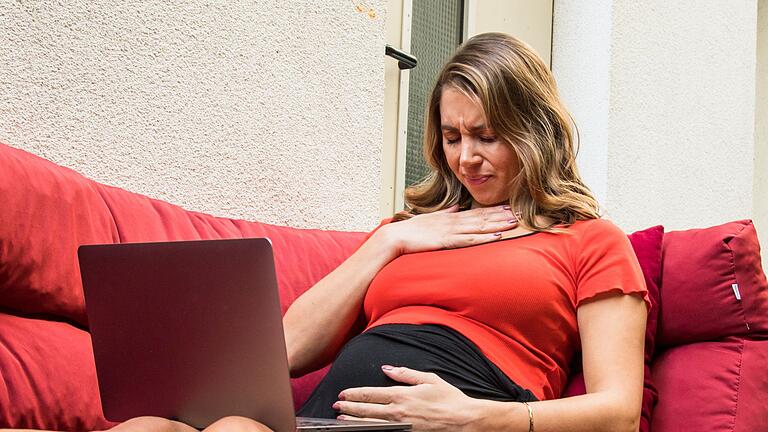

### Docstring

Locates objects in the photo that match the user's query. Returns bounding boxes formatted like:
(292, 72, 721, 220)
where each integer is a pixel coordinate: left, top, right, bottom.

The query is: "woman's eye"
(445, 137, 460, 144)
(479, 136, 497, 143)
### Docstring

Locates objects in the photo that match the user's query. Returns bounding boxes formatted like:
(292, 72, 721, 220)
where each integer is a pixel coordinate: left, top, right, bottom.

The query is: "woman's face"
(440, 87, 520, 208)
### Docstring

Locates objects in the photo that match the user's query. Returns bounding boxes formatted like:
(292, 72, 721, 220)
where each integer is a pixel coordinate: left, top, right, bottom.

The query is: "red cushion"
(0, 143, 117, 326)
(651, 337, 768, 432)
(561, 225, 663, 432)
(650, 220, 768, 430)
(658, 220, 768, 346)
(734, 339, 768, 430)
(0, 312, 116, 431)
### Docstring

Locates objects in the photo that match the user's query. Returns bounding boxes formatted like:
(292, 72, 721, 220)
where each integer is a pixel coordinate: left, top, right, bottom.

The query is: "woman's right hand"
(379, 204, 519, 256)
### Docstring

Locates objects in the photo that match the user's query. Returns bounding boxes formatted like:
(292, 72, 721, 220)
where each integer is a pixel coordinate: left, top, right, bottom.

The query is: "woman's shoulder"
(566, 217, 622, 232)
(559, 218, 629, 245)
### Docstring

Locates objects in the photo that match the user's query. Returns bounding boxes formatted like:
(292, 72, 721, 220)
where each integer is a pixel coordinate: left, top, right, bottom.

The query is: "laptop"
(78, 238, 411, 432)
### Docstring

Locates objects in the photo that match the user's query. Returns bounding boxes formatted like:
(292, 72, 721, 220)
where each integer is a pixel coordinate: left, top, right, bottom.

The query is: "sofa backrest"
(0, 142, 366, 325)
(93, 182, 368, 317)
(0, 142, 366, 414)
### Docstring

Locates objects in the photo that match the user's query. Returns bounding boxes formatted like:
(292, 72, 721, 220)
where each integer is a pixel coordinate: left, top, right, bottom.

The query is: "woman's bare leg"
(102, 416, 199, 432)
(99, 415, 273, 432)
(203, 416, 273, 432)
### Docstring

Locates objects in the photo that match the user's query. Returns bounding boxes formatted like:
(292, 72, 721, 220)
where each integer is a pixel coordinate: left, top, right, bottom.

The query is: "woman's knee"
(203, 416, 274, 432)
(106, 416, 197, 432)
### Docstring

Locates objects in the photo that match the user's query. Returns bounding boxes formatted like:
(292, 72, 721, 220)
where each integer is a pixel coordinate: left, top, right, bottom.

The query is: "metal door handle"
(385, 45, 417, 70)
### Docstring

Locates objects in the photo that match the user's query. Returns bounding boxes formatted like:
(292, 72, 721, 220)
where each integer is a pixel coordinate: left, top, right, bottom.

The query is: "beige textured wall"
(0, 1, 385, 231)
(467, 0, 553, 65)
(554, 1, 758, 237)
(757, 0, 768, 270)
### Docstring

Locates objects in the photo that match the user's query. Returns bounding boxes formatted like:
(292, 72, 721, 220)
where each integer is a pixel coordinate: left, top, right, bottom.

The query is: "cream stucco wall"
(466, 0, 553, 65)
(0, 1, 385, 231)
(757, 0, 768, 271)
(554, 2, 759, 243)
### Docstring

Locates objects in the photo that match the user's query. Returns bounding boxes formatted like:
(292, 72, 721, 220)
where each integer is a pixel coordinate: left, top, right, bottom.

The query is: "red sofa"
(1, 142, 767, 431)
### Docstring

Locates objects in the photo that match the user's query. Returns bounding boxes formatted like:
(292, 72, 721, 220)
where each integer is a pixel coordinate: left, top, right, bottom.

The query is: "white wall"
(0, 1, 385, 231)
(554, 1, 759, 240)
(465, 0, 553, 65)
(550, 1, 612, 207)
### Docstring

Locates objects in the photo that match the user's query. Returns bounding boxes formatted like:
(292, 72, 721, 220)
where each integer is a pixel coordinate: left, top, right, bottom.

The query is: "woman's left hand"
(334, 365, 488, 431)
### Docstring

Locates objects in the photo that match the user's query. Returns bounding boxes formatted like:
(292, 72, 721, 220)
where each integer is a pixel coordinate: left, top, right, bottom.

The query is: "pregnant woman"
(111, 32, 648, 432)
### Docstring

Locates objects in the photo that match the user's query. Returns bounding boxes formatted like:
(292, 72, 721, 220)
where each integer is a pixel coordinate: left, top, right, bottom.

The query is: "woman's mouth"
(465, 175, 491, 186)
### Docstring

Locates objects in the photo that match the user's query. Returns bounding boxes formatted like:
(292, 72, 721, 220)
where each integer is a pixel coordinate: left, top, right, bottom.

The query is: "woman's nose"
(459, 140, 482, 166)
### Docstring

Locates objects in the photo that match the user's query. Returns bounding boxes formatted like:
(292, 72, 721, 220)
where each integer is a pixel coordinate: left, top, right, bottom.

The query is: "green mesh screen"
(405, 0, 464, 189)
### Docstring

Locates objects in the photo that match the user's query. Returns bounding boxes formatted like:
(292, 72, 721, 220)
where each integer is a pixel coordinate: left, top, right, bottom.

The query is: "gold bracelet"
(522, 401, 534, 432)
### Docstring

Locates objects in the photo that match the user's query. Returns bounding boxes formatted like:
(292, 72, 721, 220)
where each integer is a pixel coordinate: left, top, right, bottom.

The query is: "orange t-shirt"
(362, 218, 648, 400)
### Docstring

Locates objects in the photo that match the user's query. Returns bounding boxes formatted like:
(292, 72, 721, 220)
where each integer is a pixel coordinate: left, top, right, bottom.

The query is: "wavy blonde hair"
(396, 32, 600, 231)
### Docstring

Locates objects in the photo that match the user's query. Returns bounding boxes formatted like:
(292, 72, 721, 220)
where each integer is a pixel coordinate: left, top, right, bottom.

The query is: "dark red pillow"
(562, 225, 664, 432)
(657, 220, 768, 346)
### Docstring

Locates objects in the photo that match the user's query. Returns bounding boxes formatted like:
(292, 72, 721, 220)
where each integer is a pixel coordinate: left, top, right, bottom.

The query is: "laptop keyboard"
(297, 418, 346, 426)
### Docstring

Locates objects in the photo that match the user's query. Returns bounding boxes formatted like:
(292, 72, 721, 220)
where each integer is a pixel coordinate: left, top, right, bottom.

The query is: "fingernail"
(493, 232, 502, 237)
(509, 219, 517, 224)
(503, 205, 511, 210)
(381, 364, 394, 371)
(332, 402, 341, 410)
(338, 392, 346, 401)
(337, 415, 346, 420)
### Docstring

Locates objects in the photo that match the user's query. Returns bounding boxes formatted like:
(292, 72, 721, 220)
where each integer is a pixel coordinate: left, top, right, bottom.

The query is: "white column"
(756, 0, 768, 271)
(554, 1, 759, 238)
(551, 0, 612, 206)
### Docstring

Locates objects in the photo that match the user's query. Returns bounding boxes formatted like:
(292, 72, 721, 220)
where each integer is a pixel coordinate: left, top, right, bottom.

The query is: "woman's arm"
(283, 226, 399, 377)
(284, 205, 519, 377)
(478, 292, 647, 432)
(335, 292, 647, 432)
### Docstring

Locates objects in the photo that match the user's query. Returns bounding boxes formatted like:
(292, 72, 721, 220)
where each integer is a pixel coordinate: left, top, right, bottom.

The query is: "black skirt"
(297, 324, 537, 418)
